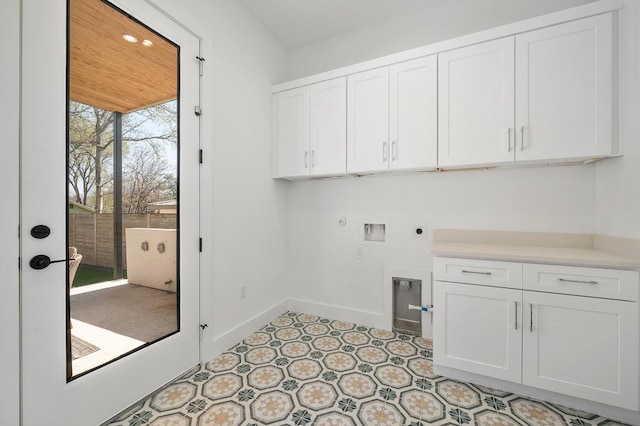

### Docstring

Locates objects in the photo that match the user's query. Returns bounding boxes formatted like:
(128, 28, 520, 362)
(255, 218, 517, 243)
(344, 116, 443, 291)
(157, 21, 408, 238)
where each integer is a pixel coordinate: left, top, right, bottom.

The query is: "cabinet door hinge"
(199, 149, 203, 164)
(199, 238, 203, 252)
(196, 56, 205, 76)
(194, 105, 202, 117)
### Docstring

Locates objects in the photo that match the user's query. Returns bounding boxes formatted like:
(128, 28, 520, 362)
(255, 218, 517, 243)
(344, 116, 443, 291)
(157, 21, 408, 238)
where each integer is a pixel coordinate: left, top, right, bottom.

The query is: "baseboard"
(202, 299, 289, 361)
(287, 298, 385, 329)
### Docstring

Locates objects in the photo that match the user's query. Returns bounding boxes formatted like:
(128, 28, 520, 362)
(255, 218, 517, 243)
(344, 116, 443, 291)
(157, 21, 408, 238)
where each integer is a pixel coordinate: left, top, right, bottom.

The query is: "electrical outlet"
(413, 225, 427, 239)
(240, 284, 247, 299)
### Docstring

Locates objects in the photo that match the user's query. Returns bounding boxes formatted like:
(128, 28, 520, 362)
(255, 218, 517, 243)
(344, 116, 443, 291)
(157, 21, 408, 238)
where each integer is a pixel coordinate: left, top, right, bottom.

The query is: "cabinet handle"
(311, 150, 316, 167)
(461, 269, 492, 275)
(304, 151, 309, 168)
(558, 278, 598, 285)
(529, 303, 533, 332)
(520, 126, 525, 151)
(383, 141, 388, 162)
(514, 301, 518, 330)
(507, 128, 512, 152)
(391, 141, 397, 161)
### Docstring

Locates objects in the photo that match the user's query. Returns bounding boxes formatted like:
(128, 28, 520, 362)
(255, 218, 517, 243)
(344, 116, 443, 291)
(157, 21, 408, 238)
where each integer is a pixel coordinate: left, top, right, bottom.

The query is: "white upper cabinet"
(515, 14, 613, 161)
(389, 56, 438, 171)
(347, 67, 389, 173)
(273, 7, 619, 178)
(309, 78, 347, 176)
(438, 14, 614, 169)
(275, 78, 347, 178)
(347, 57, 438, 174)
(438, 38, 515, 168)
(276, 87, 309, 178)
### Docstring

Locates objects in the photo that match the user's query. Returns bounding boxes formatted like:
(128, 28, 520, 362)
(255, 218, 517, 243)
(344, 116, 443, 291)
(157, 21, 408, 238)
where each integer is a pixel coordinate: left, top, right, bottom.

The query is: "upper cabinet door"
(515, 14, 613, 161)
(277, 87, 310, 178)
(389, 56, 438, 171)
(438, 38, 515, 168)
(347, 67, 389, 173)
(309, 78, 347, 176)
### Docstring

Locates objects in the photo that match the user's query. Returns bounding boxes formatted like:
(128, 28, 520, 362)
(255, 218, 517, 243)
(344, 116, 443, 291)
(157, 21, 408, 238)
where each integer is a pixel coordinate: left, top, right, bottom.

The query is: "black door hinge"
(196, 56, 205, 76)
(199, 238, 203, 252)
(199, 149, 203, 164)
(199, 323, 208, 340)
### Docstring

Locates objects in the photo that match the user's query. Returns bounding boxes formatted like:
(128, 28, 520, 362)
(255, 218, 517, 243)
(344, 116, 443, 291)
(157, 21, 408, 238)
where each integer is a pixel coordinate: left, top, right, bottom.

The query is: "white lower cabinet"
(522, 291, 639, 410)
(434, 281, 522, 383)
(434, 257, 640, 410)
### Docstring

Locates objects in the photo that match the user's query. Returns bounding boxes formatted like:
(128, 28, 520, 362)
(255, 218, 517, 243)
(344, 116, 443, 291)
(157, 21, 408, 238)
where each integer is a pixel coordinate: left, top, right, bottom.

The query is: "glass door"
(21, 0, 200, 424)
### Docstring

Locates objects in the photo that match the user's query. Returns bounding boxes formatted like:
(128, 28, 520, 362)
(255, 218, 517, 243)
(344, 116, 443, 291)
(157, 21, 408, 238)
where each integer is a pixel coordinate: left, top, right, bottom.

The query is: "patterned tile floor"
(106, 311, 627, 426)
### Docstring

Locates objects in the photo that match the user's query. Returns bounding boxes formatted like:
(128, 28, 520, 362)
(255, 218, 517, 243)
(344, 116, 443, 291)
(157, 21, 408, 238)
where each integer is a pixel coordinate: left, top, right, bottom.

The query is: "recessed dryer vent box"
(360, 221, 389, 245)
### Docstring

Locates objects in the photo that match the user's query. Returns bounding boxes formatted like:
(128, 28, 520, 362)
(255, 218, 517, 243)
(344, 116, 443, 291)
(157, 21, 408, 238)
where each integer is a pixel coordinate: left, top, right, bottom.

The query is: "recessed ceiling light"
(122, 34, 138, 43)
(142, 39, 153, 47)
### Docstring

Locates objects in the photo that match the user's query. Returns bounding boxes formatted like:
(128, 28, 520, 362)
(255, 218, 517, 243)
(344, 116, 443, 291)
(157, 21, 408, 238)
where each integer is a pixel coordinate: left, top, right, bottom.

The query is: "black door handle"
(29, 255, 68, 270)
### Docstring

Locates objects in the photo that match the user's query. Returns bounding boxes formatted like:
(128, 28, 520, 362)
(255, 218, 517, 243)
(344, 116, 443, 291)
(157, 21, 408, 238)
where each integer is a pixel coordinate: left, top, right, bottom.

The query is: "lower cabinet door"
(522, 291, 640, 410)
(434, 281, 522, 383)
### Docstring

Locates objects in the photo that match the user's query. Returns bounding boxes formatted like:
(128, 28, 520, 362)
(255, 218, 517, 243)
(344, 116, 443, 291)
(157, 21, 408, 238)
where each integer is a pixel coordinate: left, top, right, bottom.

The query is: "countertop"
(431, 230, 640, 269)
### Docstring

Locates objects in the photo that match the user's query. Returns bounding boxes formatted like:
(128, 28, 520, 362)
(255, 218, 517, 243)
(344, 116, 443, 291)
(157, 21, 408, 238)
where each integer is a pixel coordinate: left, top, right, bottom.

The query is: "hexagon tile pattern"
(104, 311, 622, 426)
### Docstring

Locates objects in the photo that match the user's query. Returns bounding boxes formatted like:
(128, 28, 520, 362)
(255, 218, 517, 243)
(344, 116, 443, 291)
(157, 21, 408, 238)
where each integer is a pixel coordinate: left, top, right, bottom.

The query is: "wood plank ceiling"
(69, 0, 178, 113)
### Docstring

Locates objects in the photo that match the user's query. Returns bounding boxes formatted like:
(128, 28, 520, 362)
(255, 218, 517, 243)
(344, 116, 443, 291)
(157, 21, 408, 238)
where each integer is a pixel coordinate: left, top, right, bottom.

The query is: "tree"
(68, 100, 177, 212)
(68, 103, 114, 211)
(122, 145, 176, 214)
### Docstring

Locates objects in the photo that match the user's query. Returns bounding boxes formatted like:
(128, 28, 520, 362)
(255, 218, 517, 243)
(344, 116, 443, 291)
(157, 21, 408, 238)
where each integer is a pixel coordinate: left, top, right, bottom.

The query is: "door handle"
(29, 254, 69, 270)
(461, 270, 492, 275)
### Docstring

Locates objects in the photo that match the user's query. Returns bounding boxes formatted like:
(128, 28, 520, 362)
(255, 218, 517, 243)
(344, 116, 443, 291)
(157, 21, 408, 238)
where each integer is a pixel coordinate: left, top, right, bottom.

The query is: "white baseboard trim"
(203, 300, 289, 361)
(287, 298, 385, 329)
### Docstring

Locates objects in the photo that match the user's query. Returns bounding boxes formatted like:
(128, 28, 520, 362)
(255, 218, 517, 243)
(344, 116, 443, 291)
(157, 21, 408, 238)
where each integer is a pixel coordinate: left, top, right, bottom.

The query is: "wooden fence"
(68, 213, 177, 269)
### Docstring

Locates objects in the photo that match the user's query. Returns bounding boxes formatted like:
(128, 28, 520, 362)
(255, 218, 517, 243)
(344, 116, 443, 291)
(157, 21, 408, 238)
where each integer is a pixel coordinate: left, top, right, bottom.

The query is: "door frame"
(20, 1, 202, 424)
(0, 0, 21, 424)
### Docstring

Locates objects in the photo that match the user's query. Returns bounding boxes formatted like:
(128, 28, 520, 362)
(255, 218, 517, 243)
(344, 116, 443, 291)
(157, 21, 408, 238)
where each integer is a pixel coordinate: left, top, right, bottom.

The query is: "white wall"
(149, 0, 289, 360)
(0, 0, 21, 423)
(596, 0, 640, 238)
(287, 168, 595, 326)
(285, 0, 598, 80)
(284, 0, 603, 327)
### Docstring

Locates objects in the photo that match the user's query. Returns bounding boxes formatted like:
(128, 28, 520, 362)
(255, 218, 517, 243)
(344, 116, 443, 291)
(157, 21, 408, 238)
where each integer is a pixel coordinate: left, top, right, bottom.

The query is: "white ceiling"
(239, 0, 443, 50)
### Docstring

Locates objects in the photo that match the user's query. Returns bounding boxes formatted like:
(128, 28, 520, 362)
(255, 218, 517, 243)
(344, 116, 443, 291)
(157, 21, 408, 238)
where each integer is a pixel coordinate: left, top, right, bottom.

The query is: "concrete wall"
(283, 0, 604, 328)
(595, 0, 640, 238)
(0, 0, 21, 423)
(149, 0, 290, 360)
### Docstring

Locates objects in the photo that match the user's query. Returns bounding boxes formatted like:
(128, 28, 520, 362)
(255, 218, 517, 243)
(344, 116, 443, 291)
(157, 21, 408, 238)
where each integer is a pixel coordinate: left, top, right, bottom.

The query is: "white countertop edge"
(432, 242, 640, 270)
